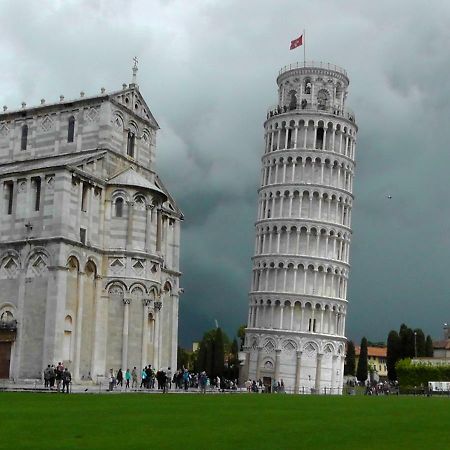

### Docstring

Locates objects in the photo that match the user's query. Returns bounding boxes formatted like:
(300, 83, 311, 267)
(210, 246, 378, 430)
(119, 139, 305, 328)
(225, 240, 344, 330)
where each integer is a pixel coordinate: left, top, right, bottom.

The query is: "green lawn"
(0, 392, 448, 450)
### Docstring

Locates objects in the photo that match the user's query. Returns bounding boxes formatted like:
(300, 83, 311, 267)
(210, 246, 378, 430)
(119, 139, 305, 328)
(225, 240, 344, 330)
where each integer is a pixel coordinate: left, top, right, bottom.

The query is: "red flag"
(290, 34, 303, 50)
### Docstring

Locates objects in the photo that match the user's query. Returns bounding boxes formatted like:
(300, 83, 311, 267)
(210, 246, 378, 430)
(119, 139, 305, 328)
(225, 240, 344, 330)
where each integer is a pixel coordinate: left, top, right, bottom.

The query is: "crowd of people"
(43, 362, 72, 393)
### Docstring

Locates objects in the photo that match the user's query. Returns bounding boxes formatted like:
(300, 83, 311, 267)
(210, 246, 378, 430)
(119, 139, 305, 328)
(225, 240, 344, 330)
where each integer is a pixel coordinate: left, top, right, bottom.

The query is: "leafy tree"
(237, 325, 246, 351)
(177, 346, 191, 370)
(425, 335, 434, 357)
(387, 330, 401, 381)
(356, 337, 368, 382)
(344, 340, 356, 376)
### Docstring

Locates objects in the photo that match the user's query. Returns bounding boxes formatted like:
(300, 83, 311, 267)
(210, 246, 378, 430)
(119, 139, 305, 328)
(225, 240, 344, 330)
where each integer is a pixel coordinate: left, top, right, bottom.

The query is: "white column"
(122, 298, 130, 370)
(73, 271, 85, 381)
(142, 299, 150, 369)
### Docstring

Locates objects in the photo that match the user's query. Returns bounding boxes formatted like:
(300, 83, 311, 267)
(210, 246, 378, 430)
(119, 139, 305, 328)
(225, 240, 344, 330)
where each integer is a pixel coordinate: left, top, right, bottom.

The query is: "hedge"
(396, 359, 450, 387)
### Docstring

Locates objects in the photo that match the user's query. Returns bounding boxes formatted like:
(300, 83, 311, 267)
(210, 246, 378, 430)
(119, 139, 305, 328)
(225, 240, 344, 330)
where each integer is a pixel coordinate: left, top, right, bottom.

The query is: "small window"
(31, 176, 41, 212)
(80, 228, 86, 244)
(67, 116, 75, 143)
(127, 131, 135, 157)
(115, 198, 124, 217)
(4, 181, 13, 215)
(21, 125, 28, 150)
(81, 184, 89, 212)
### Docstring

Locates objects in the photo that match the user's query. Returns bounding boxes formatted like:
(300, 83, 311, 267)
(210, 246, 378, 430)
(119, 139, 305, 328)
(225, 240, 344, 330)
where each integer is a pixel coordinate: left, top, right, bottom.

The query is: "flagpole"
(303, 29, 306, 66)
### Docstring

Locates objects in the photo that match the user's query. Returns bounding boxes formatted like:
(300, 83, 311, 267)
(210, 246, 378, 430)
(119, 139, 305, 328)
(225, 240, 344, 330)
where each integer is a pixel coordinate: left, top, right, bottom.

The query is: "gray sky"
(1, 0, 450, 346)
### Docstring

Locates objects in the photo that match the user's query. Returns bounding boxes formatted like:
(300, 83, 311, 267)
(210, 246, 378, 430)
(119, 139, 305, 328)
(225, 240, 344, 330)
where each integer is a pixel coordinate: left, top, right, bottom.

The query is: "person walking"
(125, 369, 131, 389)
(116, 369, 123, 388)
(62, 368, 71, 393)
(140, 367, 147, 389)
(199, 371, 208, 394)
(183, 369, 190, 391)
(108, 369, 115, 391)
(131, 367, 138, 389)
(43, 365, 51, 388)
(55, 363, 64, 392)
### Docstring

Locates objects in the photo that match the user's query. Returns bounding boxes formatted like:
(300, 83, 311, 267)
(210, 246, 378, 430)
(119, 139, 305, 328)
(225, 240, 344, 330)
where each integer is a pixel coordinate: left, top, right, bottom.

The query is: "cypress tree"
(399, 323, 415, 358)
(425, 335, 434, 357)
(387, 330, 401, 381)
(213, 327, 225, 378)
(344, 340, 356, 376)
(356, 337, 368, 382)
(414, 328, 426, 357)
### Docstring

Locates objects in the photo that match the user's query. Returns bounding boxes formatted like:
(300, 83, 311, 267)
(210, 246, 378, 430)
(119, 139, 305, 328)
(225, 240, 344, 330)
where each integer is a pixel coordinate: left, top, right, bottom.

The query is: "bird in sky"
(386, 195, 392, 199)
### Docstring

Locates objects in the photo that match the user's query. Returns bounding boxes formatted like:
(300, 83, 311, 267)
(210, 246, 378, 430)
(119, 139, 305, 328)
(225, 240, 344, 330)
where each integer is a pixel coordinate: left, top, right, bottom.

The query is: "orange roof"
(355, 346, 387, 357)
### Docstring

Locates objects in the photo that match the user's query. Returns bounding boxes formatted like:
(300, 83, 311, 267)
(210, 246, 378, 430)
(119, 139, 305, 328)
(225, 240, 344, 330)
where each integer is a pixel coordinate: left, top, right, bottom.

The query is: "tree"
(237, 325, 246, 351)
(425, 335, 434, 357)
(344, 340, 356, 376)
(399, 323, 415, 358)
(213, 327, 225, 378)
(387, 330, 401, 381)
(356, 337, 368, 382)
(414, 328, 426, 357)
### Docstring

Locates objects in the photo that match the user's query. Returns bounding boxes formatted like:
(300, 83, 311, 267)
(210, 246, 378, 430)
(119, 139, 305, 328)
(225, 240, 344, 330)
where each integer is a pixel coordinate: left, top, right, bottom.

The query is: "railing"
(266, 103, 355, 122)
(278, 61, 348, 77)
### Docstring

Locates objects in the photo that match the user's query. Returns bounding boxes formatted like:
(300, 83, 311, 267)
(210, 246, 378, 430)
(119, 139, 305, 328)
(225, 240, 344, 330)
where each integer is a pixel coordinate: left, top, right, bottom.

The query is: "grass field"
(0, 392, 448, 450)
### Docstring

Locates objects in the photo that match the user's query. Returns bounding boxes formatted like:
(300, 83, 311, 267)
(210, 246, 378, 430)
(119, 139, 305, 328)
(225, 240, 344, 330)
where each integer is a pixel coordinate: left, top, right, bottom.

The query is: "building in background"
(432, 324, 450, 359)
(241, 61, 357, 394)
(355, 346, 388, 380)
(0, 65, 182, 381)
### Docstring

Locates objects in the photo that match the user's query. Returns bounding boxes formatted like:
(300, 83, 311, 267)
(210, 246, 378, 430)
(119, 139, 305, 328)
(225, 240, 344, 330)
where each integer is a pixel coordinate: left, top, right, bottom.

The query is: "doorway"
(263, 376, 272, 393)
(0, 342, 12, 379)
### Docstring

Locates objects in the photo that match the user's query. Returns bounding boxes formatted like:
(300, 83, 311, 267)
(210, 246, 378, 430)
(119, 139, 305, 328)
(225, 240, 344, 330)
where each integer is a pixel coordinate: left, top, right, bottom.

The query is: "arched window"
(127, 132, 135, 157)
(21, 124, 28, 150)
(304, 79, 312, 95)
(317, 90, 329, 110)
(288, 90, 297, 110)
(115, 197, 124, 217)
(67, 116, 75, 143)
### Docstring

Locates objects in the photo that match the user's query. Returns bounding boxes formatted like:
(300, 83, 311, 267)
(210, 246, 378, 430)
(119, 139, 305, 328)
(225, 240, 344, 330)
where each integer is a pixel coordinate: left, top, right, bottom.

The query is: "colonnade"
(260, 155, 354, 191)
(257, 189, 352, 226)
(265, 119, 356, 159)
(247, 300, 346, 336)
(255, 225, 350, 263)
(252, 262, 348, 299)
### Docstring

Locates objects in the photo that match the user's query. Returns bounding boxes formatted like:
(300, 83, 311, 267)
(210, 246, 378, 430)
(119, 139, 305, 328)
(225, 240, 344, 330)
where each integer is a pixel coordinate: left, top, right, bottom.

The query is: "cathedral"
(0, 65, 182, 381)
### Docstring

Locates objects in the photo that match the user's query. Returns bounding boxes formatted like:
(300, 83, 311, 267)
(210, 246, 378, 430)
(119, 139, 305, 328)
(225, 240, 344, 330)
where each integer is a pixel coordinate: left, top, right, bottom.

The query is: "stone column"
(171, 294, 179, 372)
(294, 350, 303, 394)
(156, 207, 162, 252)
(12, 267, 26, 379)
(126, 201, 134, 250)
(315, 353, 323, 392)
(42, 265, 68, 373)
(141, 299, 151, 369)
(153, 300, 162, 369)
(255, 347, 262, 380)
(145, 205, 153, 252)
(122, 298, 131, 370)
(331, 355, 338, 394)
(90, 275, 104, 378)
(274, 349, 281, 382)
(73, 271, 85, 381)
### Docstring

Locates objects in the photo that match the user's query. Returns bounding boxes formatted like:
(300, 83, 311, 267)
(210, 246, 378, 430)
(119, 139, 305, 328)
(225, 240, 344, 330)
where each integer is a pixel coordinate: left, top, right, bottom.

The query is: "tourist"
(108, 369, 115, 391)
(131, 367, 138, 389)
(62, 368, 71, 393)
(140, 367, 147, 388)
(43, 365, 52, 388)
(125, 369, 131, 389)
(49, 365, 56, 388)
(167, 367, 172, 390)
(55, 362, 64, 392)
(116, 369, 123, 387)
(182, 368, 190, 391)
(199, 371, 207, 394)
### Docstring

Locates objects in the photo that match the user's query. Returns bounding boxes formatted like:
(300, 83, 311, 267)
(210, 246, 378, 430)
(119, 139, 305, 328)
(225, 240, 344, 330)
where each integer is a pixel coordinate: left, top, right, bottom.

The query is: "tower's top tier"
(271, 61, 353, 122)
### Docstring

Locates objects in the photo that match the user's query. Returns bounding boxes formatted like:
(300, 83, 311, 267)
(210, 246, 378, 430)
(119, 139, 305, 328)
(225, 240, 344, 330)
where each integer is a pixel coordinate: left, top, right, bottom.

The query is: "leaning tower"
(242, 62, 357, 394)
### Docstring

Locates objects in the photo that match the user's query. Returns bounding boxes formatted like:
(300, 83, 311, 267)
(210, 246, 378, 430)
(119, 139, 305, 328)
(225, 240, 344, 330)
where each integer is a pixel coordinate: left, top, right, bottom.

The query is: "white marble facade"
(242, 62, 357, 394)
(0, 74, 182, 381)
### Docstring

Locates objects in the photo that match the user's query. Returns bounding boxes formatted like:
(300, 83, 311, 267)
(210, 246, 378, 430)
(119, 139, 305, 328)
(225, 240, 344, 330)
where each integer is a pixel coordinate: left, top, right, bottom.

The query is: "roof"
(107, 166, 167, 199)
(0, 149, 106, 177)
(433, 340, 450, 350)
(355, 346, 387, 358)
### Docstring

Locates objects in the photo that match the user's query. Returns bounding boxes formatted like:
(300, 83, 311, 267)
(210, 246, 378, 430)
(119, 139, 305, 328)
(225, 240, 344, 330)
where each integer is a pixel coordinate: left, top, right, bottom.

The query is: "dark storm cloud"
(1, 0, 450, 346)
